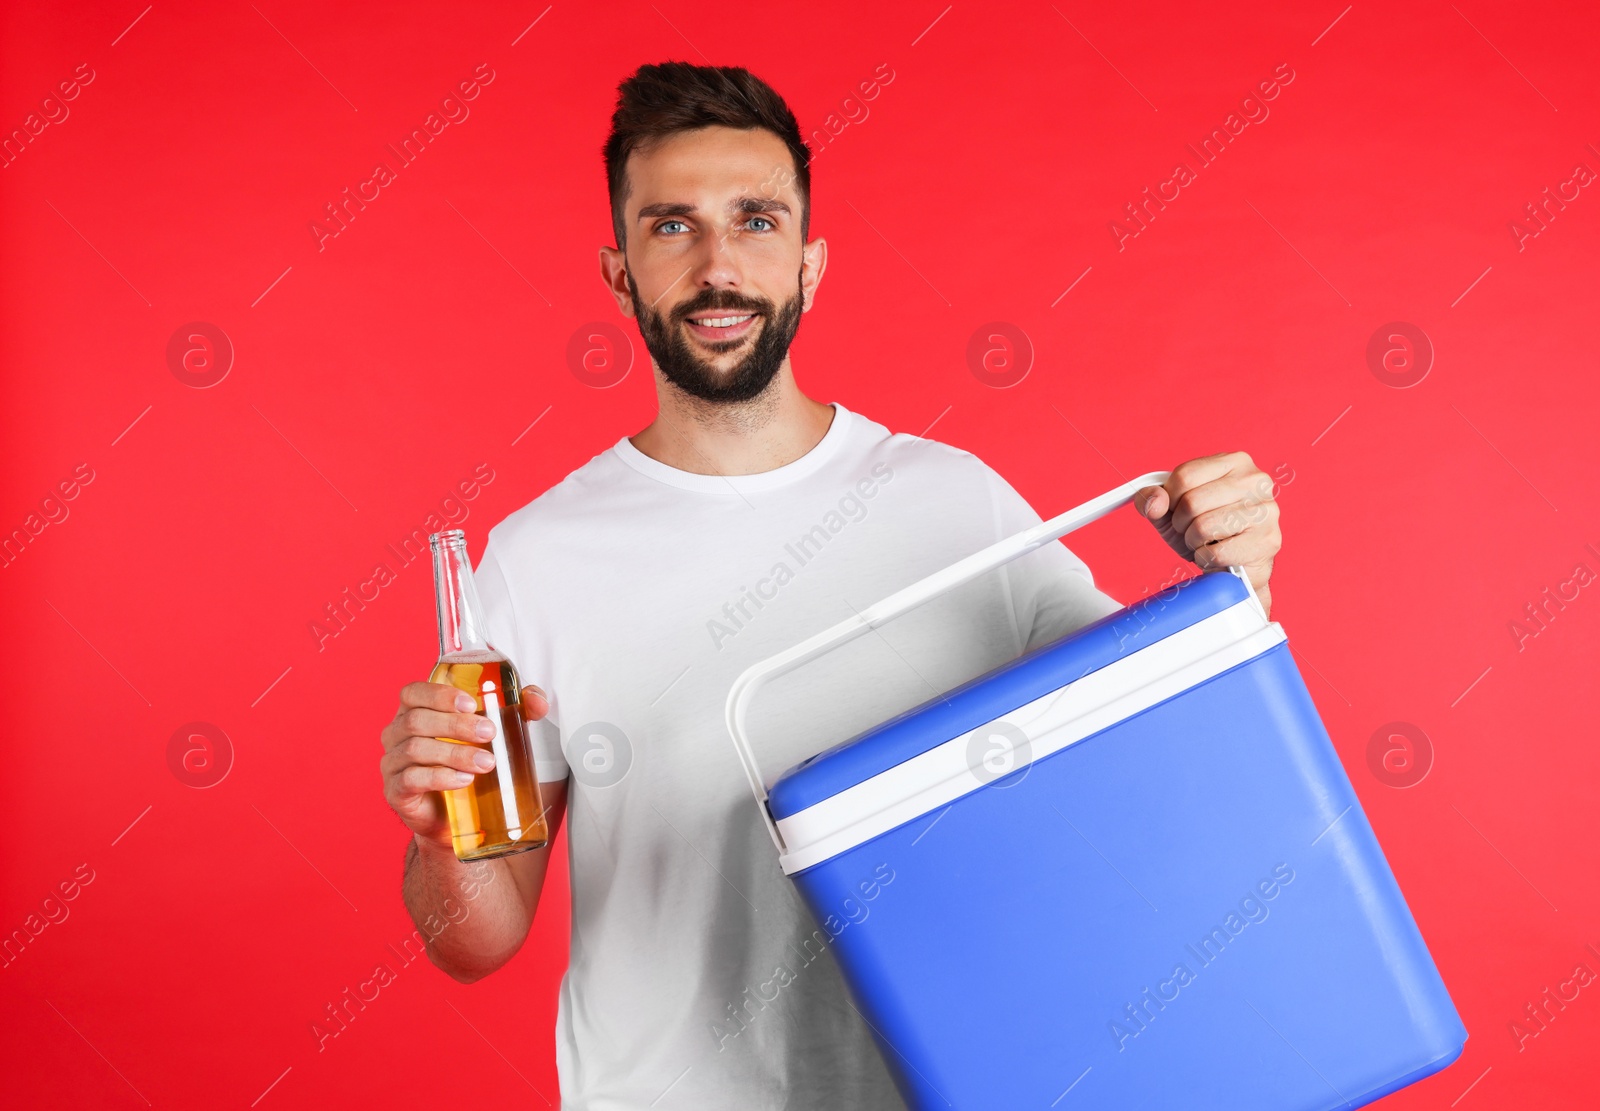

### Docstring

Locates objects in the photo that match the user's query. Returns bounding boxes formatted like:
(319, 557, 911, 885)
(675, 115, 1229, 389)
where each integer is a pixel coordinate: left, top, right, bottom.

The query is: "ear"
(800, 236, 828, 312)
(598, 244, 636, 318)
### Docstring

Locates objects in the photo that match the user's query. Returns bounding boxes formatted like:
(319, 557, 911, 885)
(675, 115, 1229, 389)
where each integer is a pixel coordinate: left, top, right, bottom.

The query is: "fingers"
(1134, 451, 1278, 616)
(381, 684, 494, 790)
(1194, 538, 1275, 610)
(1140, 452, 1257, 525)
(520, 683, 550, 722)
(381, 679, 510, 845)
(1181, 498, 1280, 553)
(382, 736, 495, 782)
(389, 761, 476, 799)
(1164, 462, 1265, 535)
(400, 680, 478, 714)
(383, 681, 484, 752)
(1139, 452, 1280, 574)
(381, 730, 498, 826)
(408, 703, 494, 741)
(1135, 485, 1169, 522)
(1193, 533, 1269, 573)
(1164, 451, 1255, 499)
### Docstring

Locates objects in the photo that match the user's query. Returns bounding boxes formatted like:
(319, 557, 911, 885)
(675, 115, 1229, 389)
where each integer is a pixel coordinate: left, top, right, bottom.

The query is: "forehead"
(624, 125, 800, 210)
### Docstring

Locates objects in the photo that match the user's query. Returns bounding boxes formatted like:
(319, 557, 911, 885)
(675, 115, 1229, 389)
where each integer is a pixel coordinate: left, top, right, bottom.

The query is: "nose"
(685, 218, 748, 295)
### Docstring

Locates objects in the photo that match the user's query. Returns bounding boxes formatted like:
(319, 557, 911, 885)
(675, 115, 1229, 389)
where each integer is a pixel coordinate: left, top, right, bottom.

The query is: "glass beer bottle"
(428, 529, 548, 861)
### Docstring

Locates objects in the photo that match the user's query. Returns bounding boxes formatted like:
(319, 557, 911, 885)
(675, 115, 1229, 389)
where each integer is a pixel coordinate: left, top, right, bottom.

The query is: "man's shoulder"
(483, 441, 627, 553)
(848, 406, 1003, 488)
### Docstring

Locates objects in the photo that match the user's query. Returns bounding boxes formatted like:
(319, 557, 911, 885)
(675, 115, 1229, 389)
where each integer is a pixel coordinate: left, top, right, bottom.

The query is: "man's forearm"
(402, 836, 531, 983)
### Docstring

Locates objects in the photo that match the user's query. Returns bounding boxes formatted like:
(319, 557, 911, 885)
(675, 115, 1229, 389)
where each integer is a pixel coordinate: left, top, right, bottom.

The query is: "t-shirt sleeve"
(476, 534, 570, 781)
(980, 462, 1124, 653)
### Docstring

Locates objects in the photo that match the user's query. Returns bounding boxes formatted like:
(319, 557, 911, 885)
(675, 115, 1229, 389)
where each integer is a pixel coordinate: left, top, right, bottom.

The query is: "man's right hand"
(379, 680, 552, 853)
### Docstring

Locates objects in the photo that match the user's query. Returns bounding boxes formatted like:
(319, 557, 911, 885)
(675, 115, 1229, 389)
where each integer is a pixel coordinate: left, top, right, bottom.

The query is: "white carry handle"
(725, 470, 1172, 857)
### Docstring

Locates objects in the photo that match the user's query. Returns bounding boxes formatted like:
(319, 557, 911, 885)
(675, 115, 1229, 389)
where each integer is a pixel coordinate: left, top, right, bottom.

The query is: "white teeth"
(692, 315, 753, 328)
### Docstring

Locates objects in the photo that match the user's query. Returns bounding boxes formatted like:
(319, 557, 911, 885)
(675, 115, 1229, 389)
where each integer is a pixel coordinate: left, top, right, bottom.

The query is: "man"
(380, 61, 1281, 1109)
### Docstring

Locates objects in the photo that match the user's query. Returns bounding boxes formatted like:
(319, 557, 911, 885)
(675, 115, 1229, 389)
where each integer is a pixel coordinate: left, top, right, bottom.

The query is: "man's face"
(603, 126, 823, 404)
(624, 265, 802, 404)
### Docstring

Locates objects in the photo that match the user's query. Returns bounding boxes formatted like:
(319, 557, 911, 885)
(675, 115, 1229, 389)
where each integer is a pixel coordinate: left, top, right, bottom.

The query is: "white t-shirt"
(476, 401, 1121, 1110)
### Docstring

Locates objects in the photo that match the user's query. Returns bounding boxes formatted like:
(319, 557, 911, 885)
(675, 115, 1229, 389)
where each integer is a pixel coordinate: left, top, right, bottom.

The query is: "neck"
(629, 359, 835, 476)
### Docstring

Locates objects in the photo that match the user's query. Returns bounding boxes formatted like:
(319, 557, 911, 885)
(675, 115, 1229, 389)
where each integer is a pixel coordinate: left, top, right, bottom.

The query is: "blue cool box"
(726, 474, 1467, 1111)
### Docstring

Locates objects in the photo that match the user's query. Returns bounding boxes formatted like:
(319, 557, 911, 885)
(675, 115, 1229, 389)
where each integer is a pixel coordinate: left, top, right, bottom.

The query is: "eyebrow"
(635, 196, 792, 223)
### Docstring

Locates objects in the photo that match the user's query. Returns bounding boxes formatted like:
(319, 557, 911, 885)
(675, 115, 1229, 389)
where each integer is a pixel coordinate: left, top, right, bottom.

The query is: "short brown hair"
(602, 61, 812, 250)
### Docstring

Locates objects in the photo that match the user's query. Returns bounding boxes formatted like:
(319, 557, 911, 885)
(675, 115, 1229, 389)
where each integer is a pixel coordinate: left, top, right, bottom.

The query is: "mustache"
(671, 295, 769, 322)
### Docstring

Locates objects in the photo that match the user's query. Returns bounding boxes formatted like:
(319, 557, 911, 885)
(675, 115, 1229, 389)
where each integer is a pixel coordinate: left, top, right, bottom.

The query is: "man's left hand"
(1133, 452, 1282, 617)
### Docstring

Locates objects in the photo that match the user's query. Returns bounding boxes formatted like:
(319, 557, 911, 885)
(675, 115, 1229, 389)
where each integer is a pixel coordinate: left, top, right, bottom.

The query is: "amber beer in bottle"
(428, 530, 548, 861)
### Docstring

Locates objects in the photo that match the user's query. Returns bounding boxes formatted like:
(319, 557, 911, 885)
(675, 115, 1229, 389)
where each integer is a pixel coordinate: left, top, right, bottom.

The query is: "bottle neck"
(431, 534, 493, 658)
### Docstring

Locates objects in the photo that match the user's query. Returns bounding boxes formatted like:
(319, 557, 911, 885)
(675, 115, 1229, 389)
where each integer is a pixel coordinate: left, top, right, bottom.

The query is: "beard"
(627, 269, 805, 404)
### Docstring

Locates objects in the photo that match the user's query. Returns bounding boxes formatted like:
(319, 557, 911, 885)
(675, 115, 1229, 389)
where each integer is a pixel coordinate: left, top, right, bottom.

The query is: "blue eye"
(658, 220, 688, 235)
(748, 216, 774, 231)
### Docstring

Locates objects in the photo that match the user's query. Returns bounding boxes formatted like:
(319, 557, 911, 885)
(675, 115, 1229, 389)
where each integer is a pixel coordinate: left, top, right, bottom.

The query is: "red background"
(2, 0, 1596, 1107)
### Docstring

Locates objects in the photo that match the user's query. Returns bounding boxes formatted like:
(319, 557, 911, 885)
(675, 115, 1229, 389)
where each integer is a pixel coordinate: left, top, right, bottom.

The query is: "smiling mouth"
(684, 313, 760, 343)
